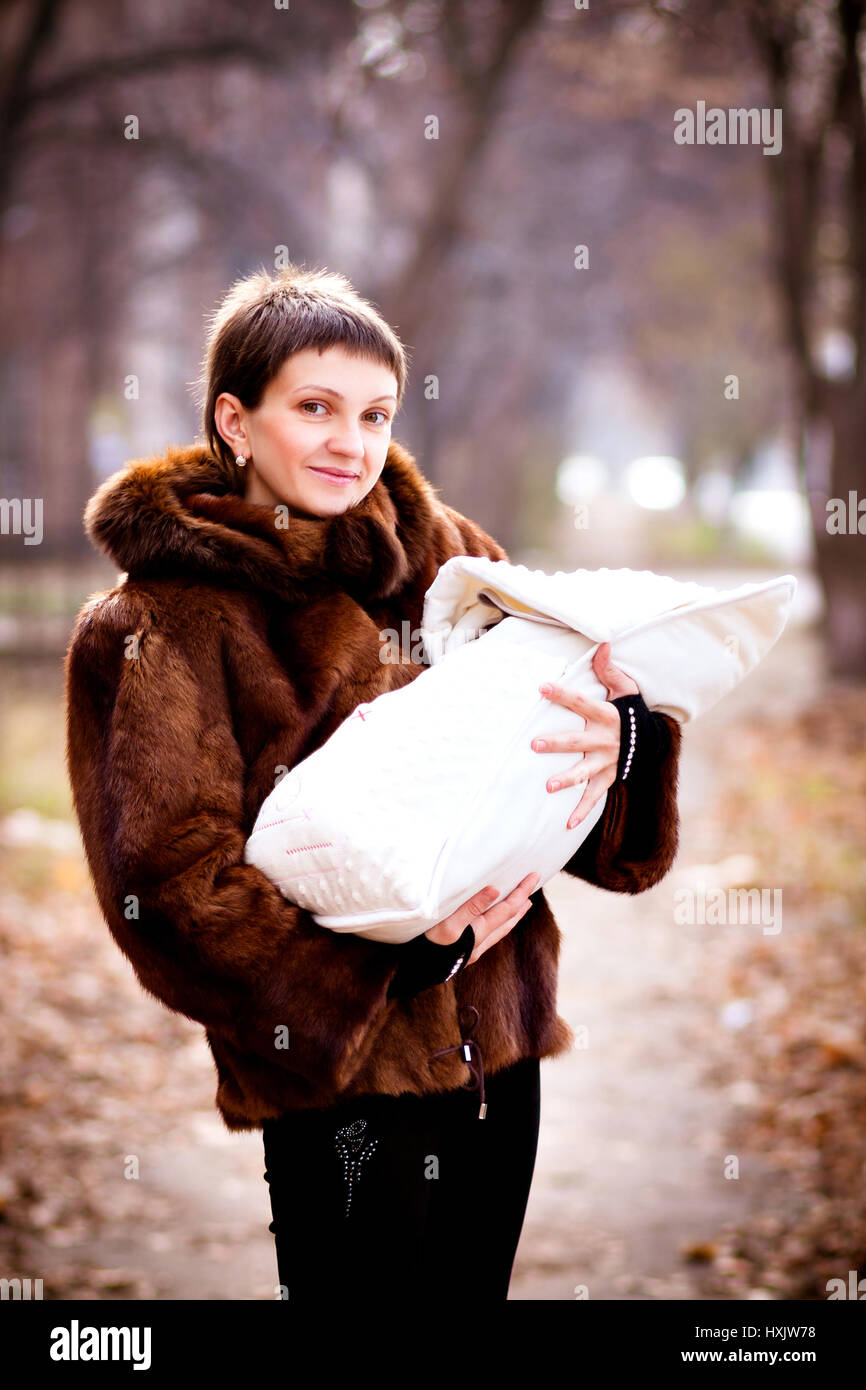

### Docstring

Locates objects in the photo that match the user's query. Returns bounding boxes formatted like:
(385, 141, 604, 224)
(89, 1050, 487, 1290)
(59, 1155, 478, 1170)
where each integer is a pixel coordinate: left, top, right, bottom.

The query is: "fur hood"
(83, 438, 460, 606)
(65, 436, 681, 1131)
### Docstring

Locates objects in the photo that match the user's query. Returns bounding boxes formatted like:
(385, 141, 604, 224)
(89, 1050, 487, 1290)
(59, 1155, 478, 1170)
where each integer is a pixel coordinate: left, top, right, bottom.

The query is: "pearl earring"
(236, 454, 247, 467)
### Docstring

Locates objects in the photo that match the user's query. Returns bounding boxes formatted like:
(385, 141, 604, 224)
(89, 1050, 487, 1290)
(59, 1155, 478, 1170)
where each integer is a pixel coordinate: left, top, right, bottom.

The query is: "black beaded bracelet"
(610, 692, 669, 783)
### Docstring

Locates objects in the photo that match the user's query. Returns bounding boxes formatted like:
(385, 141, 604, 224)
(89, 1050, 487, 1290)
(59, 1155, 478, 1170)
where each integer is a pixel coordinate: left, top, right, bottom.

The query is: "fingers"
(603, 676, 641, 699)
(532, 729, 611, 755)
(540, 682, 610, 719)
(533, 692, 621, 801)
(566, 771, 615, 829)
(540, 751, 613, 792)
(429, 874, 540, 947)
(426, 884, 498, 944)
(475, 872, 540, 932)
(465, 872, 540, 965)
(467, 898, 534, 966)
(591, 641, 641, 698)
(460, 883, 500, 920)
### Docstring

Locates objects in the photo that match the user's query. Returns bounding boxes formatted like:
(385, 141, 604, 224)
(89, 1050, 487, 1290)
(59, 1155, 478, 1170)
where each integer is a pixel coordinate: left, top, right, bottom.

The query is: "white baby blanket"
(244, 560, 796, 942)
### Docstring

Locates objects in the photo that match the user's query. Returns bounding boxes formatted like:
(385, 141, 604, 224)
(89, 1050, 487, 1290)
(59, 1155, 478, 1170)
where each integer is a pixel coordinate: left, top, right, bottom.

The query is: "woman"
(65, 263, 681, 1302)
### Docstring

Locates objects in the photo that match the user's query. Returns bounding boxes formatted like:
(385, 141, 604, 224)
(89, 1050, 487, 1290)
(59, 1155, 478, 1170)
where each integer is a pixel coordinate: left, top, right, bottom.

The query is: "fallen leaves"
(686, 684, 866, 1299)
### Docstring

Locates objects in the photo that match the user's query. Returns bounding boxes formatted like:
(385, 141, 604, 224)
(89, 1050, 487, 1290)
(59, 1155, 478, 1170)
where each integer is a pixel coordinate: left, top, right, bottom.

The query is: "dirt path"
(2, 621, 823, 1301)
(509, 623, 823, 1299)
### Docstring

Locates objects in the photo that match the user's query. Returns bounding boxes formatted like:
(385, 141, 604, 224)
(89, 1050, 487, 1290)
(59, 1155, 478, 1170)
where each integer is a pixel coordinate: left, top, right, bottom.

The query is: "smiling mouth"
(309, 465, 361, 481)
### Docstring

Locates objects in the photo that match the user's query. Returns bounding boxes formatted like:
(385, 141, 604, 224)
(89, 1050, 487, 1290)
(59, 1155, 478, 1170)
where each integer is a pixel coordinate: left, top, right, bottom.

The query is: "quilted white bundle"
(244, 560, 797, 943)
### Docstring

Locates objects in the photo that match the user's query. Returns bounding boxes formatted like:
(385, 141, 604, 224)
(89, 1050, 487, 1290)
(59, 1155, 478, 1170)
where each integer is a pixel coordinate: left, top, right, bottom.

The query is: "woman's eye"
(300, 402, 388, 424)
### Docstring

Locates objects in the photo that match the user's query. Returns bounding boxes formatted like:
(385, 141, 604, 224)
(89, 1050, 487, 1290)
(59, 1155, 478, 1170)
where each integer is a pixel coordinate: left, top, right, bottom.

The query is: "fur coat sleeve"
(65, 588, 411, 1098)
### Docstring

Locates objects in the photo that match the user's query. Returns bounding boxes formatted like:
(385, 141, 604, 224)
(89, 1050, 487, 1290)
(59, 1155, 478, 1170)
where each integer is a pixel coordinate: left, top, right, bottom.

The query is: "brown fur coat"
(64, 439, 681, 1131)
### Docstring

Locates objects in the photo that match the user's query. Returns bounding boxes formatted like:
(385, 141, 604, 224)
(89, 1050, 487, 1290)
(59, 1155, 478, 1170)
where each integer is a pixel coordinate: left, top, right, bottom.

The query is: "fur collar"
(83, 438, 444, 604)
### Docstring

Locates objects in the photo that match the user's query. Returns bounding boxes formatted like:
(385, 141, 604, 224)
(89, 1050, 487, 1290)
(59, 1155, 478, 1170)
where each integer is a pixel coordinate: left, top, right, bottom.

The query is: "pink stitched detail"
(248, 809, 313, 834)
(283, 841, 335, 855)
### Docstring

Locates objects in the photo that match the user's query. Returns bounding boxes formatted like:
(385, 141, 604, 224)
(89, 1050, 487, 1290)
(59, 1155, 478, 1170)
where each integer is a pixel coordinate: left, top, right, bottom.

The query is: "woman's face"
(214, 344, 399, 518)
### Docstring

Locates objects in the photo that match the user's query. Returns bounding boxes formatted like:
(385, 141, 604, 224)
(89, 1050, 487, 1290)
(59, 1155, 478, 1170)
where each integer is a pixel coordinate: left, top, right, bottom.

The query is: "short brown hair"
(195, 261, 410, 477)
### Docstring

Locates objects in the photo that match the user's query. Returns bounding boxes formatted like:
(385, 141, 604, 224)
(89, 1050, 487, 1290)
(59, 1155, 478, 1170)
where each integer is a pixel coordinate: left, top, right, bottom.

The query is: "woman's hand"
(424, 871, 541, 965)
(533, 641, 640, 830)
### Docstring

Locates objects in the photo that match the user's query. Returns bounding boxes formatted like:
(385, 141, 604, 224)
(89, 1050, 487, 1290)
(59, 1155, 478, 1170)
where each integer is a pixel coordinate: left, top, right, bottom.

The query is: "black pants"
(262, 1055, 541, 1302)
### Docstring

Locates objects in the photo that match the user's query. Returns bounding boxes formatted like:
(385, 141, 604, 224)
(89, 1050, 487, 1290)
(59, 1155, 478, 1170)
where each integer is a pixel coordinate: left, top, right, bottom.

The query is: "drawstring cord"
(429, 1004, 487, 1119)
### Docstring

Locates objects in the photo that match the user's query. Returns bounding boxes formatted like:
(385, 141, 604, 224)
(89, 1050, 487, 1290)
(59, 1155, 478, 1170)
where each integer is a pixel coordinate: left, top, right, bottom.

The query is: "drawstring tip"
(430, 1005, 487, 1119)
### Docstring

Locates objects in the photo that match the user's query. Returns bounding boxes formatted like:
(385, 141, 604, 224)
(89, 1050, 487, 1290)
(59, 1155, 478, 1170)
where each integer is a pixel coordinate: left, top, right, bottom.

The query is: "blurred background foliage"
(0, 0, 863, 878)
(1, 0, 863, 674)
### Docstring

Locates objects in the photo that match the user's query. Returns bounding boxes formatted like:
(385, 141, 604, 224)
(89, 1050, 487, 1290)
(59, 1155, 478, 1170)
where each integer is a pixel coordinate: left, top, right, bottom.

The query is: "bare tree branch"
(385, 0, 547, 344)
(23, 38, 288, 111)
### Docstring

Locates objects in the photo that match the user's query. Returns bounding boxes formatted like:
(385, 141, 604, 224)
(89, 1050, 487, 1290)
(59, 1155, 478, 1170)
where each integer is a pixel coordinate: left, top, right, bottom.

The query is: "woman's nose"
(327, 426, 365, 459)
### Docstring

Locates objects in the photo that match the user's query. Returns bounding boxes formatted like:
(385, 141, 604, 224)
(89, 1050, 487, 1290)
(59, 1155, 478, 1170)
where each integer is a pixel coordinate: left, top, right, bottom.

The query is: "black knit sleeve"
(386, 924, 475, 1000)
(610, 692, 672, 786)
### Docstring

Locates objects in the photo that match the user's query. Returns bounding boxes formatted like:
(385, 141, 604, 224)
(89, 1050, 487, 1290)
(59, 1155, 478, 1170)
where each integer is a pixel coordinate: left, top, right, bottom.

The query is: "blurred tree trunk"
(381, 0, 546, 357)
(748, 0, 866, 678)
(0, 0, 64, 214)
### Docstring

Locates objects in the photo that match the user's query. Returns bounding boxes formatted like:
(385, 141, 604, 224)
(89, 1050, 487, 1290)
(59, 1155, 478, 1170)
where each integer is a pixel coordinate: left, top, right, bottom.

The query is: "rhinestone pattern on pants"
(334, 1118, 378, 1218)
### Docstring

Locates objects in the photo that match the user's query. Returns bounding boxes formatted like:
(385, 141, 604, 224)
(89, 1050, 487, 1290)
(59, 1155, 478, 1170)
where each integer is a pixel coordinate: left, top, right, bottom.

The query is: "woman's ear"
(213, 392, 248, 456)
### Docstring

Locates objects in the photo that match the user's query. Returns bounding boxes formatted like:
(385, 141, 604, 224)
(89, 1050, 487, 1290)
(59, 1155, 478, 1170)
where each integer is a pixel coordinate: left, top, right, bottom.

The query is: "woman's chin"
(301, 476, 373, 515)
(290, 489, 361, 521)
